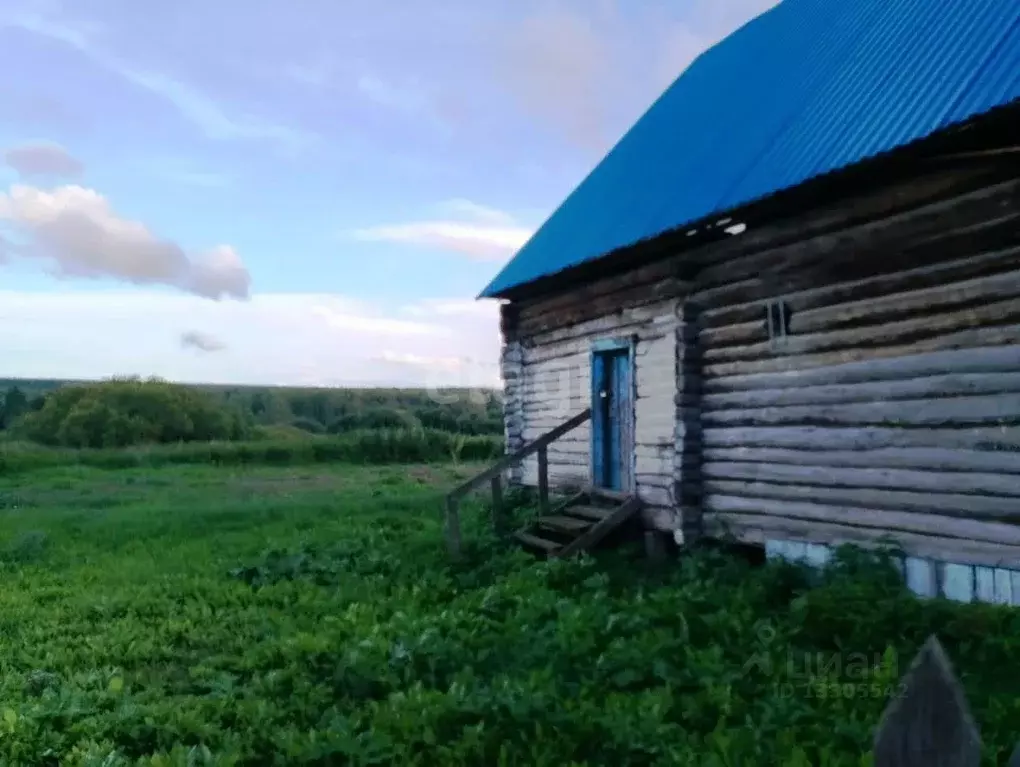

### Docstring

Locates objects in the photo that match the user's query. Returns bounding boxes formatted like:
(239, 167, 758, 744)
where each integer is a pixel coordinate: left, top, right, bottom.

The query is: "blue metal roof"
(481, 0, 1020, 298)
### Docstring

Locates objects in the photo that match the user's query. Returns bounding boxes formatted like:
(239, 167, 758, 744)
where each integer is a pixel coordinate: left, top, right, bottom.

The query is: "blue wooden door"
(591, 347, 632, 491)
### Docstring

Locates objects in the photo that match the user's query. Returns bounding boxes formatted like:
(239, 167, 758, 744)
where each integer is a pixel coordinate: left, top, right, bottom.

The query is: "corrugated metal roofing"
(480, 0, 1020, 298)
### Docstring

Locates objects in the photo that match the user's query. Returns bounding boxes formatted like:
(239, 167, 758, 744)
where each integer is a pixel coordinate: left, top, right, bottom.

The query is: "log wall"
(690, 177, 1020, 567)
(507, 275, 687, 530)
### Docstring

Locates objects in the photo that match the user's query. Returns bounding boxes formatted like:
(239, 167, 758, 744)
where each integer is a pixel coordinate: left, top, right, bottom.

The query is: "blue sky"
(0, 0, 776, 387)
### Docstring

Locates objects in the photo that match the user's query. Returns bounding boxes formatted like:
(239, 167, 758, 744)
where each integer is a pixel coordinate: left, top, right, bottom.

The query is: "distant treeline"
(0, 378, 503, 449)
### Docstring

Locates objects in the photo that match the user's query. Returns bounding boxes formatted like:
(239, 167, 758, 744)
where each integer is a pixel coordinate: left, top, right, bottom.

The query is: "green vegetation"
(0, 429, 502, 476)
(0, 378, 503, 441)
(13, 379, 251, 448)
(0, 462, 1018, 764)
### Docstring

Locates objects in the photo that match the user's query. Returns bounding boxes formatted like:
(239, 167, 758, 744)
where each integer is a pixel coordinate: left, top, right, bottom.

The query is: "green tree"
(15, 378, 252, 448)
(0, 386, 29, 430)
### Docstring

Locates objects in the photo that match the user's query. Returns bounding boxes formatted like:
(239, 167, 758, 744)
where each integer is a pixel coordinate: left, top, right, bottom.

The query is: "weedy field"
(1, 462, 1019, 765)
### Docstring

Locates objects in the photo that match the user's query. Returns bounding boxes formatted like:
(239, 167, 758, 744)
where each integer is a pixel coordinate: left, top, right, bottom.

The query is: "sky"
(0, 0, 777, 388)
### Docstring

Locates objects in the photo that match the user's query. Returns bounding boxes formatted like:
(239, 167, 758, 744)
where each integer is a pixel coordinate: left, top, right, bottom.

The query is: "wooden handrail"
(444, 407, 592, 556)
(446, 407, 592, 502)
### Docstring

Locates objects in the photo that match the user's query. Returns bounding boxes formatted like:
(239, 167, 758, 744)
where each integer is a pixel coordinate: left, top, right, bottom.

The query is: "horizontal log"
(704, 345, 1020, 392)
(520, 370, 587, 387)
(703, 446, 1020, 474)
(698, 216, 1020, 332)
(448, 408, 591, 501)
(704, 323, 1020, 378)
(635, 443, 674, 457)
(702, 393, 1020, 428)
(693, 178, 1020, 290)
(701, 461, 1020, 497)
(702, 371, 1020, 410)
(705, 296, 1020, 363)
(636, 472, 674, 489)
(702, 513, 1020, 569)
(703, 478, 1020, 519)
(705, 249, 1020, 347)
(521, 301, 670, 348)
(517, 279, 686, 336)
(522, 347, 591, 367)
(685, 165, 1009, 273)
(700, 425, 1020, 451)
(519, 400, 589, 416)
(636, 485, 673, 508)
(793, 260, 1020, 333)
(703, 494, 1020, 543)
(516, 260, 679, 319)
(641, 504, 680, 533)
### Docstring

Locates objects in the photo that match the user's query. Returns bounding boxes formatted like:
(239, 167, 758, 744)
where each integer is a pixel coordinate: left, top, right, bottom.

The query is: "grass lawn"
(0, 462, 1018, 765)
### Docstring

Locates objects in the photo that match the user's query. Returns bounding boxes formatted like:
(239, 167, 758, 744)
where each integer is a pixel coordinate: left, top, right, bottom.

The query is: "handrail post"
(442, 408, 592, 557)
(490, 474, 505, 535)
(445, 496, 462, 558)
(537, 445, 550, 515)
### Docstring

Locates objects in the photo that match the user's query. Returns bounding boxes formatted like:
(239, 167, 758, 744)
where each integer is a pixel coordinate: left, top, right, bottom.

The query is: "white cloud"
(4, 142, 84, 178)
(0, 183, 250, 299)
(180, 330, 226, 352)
(353, 202, 532, 262)
(374, 350, 477, 373)
(0, 290, 502, 388)
(435, 199, 516, 226)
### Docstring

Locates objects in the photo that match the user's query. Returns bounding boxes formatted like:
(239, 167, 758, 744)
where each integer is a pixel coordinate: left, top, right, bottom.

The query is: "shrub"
(13, 377, 252, 448)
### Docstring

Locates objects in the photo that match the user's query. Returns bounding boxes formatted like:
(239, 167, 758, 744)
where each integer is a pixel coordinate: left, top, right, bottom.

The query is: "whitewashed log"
(702, 513, 1020, 569)
(703, 494, 1020, 546)
(520, 375, 587, 390)
(521, 303, 672, 350)
(545, 444, 589, 459)
(522, 401, 592, 419)
(640, 505, 679, 533)
(702, 393, 1020, 428)
(705, 296, 1020, 363)
(635, 443, 674, 459)
(636, 464, 673, 484)
(636, 485, 673, 508)
(527, 416, 602, 432)
(703, 478, 1020, 519)
(703, 445, 1020, 474)
(704, 323, 1020, 379)
(521, 367, 588, 384)
(635, 472, 674, 488)
(704, 345, 1020, 393)
(702, 461, 1020, 497)
(528, 435, 588, 448)
(636, 381, 678, 401)
(635, 421, 676, 445)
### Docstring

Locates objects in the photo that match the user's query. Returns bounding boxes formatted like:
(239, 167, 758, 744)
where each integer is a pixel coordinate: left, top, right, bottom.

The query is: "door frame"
(589, 336, 637, 493)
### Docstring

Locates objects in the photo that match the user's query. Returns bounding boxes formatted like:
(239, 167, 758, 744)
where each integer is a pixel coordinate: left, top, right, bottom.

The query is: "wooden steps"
(513, 487, 642, 558)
